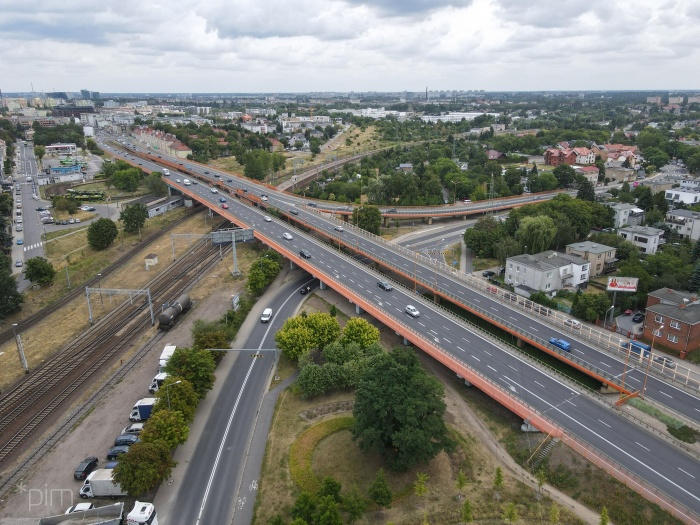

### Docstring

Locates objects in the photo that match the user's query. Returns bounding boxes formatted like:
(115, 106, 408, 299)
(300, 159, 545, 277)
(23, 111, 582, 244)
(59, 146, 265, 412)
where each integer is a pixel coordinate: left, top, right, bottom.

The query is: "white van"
(261, 308, 273, 323)
(162, 168, 170, 176)
(183, 179, 191, 186)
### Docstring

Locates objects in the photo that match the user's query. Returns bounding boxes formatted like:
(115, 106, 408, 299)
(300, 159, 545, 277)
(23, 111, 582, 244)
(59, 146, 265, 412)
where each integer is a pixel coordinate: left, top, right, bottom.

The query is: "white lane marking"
(509, 365, 517, 371)
(679, 468, 696, 479)
(491, 307, 498, 312)
(659, 391, 673, 398)
(598, 419, 611, 428)
(418, 322, 425, 327)
(458, 290, 465, 294)
(463, 338, 470, 343)
(471, 355, 481, 362)
(473, 298, 480, 302)
(443, 338, 451, 343)
(501, 376, 700, 505)
(636, 442, 650, 452)
(510, 316, 518, 321)
(530, 327, 538, 332)
(457, 346, 465, 352)
(627, 376, 640, 382)
(600, 362, 611, 368)
(443, 325, 449, 330)
(487, 365, 497, 372)
(573, 349, 584, 354)
(534, 380, 545, 387)
(566, 400, 577, 407)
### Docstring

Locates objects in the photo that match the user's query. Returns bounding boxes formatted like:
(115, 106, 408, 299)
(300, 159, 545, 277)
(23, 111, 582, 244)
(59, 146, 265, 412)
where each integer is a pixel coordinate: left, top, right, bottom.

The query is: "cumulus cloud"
(0, 0, 698, 92)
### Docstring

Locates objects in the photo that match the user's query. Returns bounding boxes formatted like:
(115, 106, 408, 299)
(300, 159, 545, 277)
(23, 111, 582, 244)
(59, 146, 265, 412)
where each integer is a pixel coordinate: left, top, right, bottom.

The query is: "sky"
(1, 0, 699, 94)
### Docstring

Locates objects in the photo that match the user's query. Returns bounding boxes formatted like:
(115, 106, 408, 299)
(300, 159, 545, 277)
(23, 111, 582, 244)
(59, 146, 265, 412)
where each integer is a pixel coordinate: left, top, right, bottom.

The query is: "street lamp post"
(642, 324, 664, 399)
(97, 273, 103, 305)
(165, 380, 182, 410)
(11, 323, 29, 373)
(603, 305, 614, 330)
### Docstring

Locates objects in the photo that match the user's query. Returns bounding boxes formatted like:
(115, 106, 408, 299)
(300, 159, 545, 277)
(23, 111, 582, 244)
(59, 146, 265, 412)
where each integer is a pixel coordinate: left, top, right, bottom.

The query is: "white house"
(573, 147, 595, 165)
(665, 188, 700, 206)
(609, 203, 636, 228)
(505, 251, 590, 294)
(617, 225, 664, 254)
(665, 209, 700, 241)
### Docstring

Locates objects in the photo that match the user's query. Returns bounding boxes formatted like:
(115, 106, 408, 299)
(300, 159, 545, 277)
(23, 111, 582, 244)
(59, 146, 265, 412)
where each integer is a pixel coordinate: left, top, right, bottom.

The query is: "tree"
(0, 267, 23, 319)
(140, 409, 189, 449)
(576, 179, 595, 201)
(502, 502, 518, 523)
(455, 468, 467, 497)
(414, 472, 429, 497)
(315, 495, 342, 525)
(340, 318, 380, 348)
(113, 441, 176, 496)
(318, 476, 342, 503)
(691, 239, 700, 264)
(343, 484, 367, 524)
(33, 145, 45, 167)
(246, 256, 282, 295)
(291, 492, 317, 524)
(305, 313, 342, 350)
(120, 203, 148, 235)
(689, 263, 700, 293)
(164, 347, 216, 399)
(553, 164, 576, 188)
(275, 316, 315, 361)
(353, 205, 381, 235)
(87, 218, 118, 250)
(152, 376, 199, 422)
(599, 506, 609, 525)
(515, 215, 557, 254)
(24, 257, 56, 286)
(462, 499, 473, 523)
(352, 347, 453, 471)
(297, 363, 331, 398)
(494, 467, 504, 490)
(535, 468, 546, 499)
(367, 469, 392, 508)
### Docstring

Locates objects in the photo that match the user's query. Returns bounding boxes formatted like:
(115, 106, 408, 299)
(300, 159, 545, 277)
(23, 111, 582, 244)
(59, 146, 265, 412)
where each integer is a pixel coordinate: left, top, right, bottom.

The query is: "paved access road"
(164, 274, 313, 525)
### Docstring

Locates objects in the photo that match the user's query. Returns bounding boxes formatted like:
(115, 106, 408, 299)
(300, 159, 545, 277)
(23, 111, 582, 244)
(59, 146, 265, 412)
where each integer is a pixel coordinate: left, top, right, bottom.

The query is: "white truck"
(79, 469, 127, 499)
(127, 501, 159, 525)
(149, 372, 168, 393)
(129, 398, 157, 422)
(158, 344, 176, 373)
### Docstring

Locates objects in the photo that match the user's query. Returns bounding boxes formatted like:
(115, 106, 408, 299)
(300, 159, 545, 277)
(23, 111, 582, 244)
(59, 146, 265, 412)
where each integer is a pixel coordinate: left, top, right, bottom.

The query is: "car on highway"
(205, 170, 210, 174)
(282, 232, 293, 240)
(65, 503, 95, 514)
(261, 194, 268, 201)
(377, 280, 393, 291)
(227, 178, 233, 183)
(300, 286, 312, 295)
(290, 209, 299, 215)
(564, 318, 581, 329)
(260, 308, 273, 323)
(264, 216, 272, 222)
(176, 179, 181, 183)
(106, 446, 130, 460)
(387, 208, 397, 213)
(299, 249, 312, 259)
(632, 313, 645, 323)
(221, 203, 229, 209)
(405, 305, 420, 317)
(74, 456, 99, 480)
(334, 225, 344, 232)
(307, 202, 317, 208)
(16, 238, 23, 245)
(80, 205, 96, 212)
(482, 270, 496, 278)
(211, 187, 218, 193)
(549, 338, 571, 352)
(219, 197, 227, 203)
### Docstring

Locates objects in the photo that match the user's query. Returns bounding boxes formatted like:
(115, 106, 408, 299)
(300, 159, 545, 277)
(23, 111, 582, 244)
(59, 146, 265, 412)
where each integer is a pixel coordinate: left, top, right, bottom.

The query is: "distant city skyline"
(2, 0, 699, 93)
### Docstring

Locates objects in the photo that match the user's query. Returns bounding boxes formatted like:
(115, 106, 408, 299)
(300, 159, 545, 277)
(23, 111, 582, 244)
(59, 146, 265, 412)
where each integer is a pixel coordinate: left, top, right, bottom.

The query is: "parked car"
(106, 446, 130, 460)
(74, 456, 99, 480)
(632, 313, 645, 323)
(15, 260, 23, 267)
(377, 280, 393, 291)
(121, 423, 144, 435)
(654, 356, 676, 369)
(564, 318, 582, 329)
(16, 238, 23, 245)
(114, 434, 140, 447)
(405, 305, 420, 318)
(482, 271, 496, 278)
(65, 503, 95, 514)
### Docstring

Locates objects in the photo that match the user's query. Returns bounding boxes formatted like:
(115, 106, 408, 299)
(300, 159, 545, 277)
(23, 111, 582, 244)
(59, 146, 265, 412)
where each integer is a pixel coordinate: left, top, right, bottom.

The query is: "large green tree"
(576, 179, 595, 201)
(0, 267, 23, 318)
(164, 348, 216, 399)
(275, 316, 315, 361)
(120, 203, 148, 235)
(140, 409, 189, 449)
(87, 218, 118, 250)
(113, 441, 176, 496)
(246, 255, 281, 296)
(352, 347, 453, 471)
(152, 376, 199, 422)
(352, 205, 381, 235)
(24, 257, 56, 286)
(340, 318, 379, 348)
(515, 215, 557, 254)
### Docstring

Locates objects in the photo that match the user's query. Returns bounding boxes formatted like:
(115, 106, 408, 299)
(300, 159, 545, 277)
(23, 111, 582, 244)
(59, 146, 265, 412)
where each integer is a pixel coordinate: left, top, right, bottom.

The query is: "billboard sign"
(211, 228, 254, 245)
(607, 277, 639, 292)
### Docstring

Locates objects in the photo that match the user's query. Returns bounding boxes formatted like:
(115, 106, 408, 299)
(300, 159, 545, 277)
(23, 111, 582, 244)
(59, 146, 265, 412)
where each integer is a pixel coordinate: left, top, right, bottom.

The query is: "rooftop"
(507, 251, 588, 272)
(566, 241, 614, 254)
(618, 225, 664, 236)
(648, 288, 697, 305)
(646, 302, 700, 325)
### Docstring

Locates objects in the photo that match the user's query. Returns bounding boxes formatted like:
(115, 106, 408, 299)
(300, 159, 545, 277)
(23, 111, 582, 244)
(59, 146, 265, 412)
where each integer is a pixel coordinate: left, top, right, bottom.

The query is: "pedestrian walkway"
(23, 242, 44, 252)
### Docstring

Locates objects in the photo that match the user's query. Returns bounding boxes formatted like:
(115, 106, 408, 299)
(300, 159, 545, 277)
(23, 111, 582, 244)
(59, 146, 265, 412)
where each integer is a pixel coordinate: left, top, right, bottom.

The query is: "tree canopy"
(24, 257, 56, 286)
(87, 218, 119, 250)
(120, 203, 148, 234)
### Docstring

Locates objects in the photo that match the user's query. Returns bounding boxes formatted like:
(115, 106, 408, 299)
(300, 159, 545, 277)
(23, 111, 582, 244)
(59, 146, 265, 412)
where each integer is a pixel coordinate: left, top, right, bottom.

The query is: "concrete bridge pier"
(355, 304, 364, 315)
(456, 374, 472, 387)
(521, 419, 541, 432)
(319, 280, 328, 290)
(290, 260, 296, 270)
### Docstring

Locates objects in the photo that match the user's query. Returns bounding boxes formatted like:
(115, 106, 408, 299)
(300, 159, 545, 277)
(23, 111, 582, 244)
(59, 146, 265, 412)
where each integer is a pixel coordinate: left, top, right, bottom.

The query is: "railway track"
(0, 239, 226, 468)
(0, 208, 202, 347)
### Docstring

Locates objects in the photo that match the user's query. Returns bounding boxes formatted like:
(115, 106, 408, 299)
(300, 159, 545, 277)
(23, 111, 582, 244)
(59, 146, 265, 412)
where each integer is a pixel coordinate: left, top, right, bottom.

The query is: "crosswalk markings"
(23, 242, 44, 252)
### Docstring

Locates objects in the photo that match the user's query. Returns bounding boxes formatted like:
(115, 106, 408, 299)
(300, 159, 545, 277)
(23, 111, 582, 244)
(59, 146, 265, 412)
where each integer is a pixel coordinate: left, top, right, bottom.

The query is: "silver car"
(405, 305, 420, 318)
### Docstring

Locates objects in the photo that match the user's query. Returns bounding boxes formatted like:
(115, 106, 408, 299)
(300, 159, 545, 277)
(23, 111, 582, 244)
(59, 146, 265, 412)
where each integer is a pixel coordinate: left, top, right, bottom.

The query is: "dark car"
(106, 446, 130, 460)
(377, 280, 393, 291)
(307, 202, 317, 208)
(204, 170, 210, 174)
(61, 219, 68, 225)
(299, 249, 312, 259)
(482, 271, 496, 278)
(74, 456, 99, 480)
(387, 208, 397, 213)
(219, 197, 227, 203)
(114, 434, 140, 447)
(290, 209, 299, 215)
(632, 313, 645, 323)
(227, 178, 233, 183)
(300, 286, 312, 295)
(36, 206, 46, 211)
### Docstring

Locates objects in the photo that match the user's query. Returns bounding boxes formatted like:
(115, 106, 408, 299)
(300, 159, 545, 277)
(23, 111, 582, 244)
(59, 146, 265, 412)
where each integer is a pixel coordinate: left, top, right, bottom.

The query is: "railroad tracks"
(0, 240, 226, 474)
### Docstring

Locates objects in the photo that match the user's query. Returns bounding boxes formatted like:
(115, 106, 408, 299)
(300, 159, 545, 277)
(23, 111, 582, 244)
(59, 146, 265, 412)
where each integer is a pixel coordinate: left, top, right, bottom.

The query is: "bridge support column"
(290, 260, 296, 270)
(319, 280, 327, 290)
(600, 384, 618, 394)
(403, 337, 411, 346)
(383, 217, 389, 228)
(456, 374, 472, 386)
(355, 304, 364, 315)
(521, 419, 541, 432)
(427, 217, 433, 225)
(516, 337, 525, 348)
(462, 215, 467, 220)
(343, 215, 349, 223)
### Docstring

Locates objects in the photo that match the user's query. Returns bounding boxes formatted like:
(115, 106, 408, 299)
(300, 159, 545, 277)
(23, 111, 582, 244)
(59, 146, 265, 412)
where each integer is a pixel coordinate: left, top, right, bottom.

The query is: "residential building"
(665, 187, 700, 206)
(486, 149, 506, 160)
(668, 96, 684, 104)
(131, 127, 192, 158)
(505, 251, 590, 294)
(646, 96, 662, 104)
(573, 147, 595, 165)
(609, 203, 636, 228)
(665, 209, 700, 241)
(565, 241, 616, 277)
(574, 165, 600, 185)
(617, 225, 663, 254)
(627, 207, 646, 227)
(643, 288, 700, 359)
(688, 96, 700, 104)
